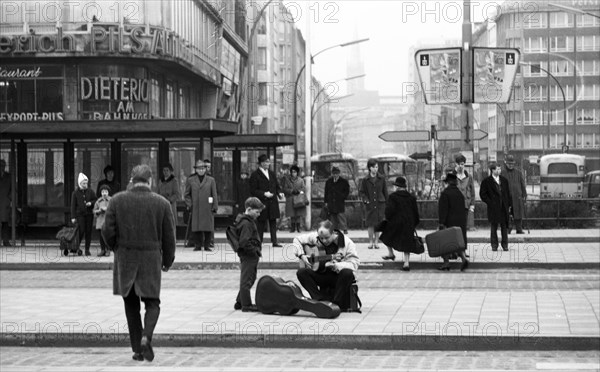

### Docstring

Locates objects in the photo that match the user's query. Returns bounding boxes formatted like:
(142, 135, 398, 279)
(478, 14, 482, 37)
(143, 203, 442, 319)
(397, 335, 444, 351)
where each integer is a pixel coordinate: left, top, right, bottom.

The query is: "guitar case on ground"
(425, 226, 465, 257)
(255, 275, 341, 319)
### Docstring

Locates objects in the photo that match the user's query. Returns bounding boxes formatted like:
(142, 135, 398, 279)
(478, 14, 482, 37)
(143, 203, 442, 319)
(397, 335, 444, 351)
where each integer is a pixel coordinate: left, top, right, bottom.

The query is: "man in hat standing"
(479, 162, 512, 251)
(102, 164, 175, 362)
(249, 154, 284, 247)
(324, 166, 350, 234)
(184, 159, 219, 251)
(503, 154, 527, 234)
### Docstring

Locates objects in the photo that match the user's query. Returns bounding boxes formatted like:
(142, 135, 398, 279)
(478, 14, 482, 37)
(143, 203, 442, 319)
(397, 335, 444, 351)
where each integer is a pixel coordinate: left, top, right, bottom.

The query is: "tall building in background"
(492, 0, 600, 172)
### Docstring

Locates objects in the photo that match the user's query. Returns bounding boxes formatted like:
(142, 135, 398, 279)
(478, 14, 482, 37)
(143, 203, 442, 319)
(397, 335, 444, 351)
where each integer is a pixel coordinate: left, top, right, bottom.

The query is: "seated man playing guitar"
(292, 220, 360, 311)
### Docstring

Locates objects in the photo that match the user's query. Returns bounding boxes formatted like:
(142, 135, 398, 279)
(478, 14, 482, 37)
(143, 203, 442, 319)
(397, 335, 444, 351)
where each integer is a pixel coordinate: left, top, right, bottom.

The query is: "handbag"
(374, 219, 388, 232)
(413, 230, 425, 254)
(292, 193, 309, 209)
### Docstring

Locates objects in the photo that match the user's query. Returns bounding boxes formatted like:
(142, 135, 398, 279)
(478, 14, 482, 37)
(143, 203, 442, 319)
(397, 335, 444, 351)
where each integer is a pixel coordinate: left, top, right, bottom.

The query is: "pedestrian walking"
(249, 154, 284, 247)
(437, 173, 469, 271)
(503, 154, 527, 234)
(102, 164, 176, 362)
(203, 159, 215, 248)
(452, 154, 475, 230)
(184, 159, 218, 251)
(0, 159, 11, 247)
(379, 176, 421, 271)
(157, 163, 180, 227)
(359, 158, 388, 249)
(96, 165, 120, 197)
(71, 173, 96, 256)
(233, 197, 265, 312)
(283, 165, 307, 233)
(479, 162, 512, 251)
(324, 166, 350, 234)
(93, 185, 111, 257)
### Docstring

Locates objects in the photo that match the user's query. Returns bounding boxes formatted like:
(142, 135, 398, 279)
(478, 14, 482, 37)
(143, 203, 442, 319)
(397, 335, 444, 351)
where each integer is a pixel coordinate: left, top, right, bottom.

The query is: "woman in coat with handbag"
(359, 159, 388, 249)
(437, 173, 469, 271)
(283, 165, 307, 232)
(379, 176, 420, 271)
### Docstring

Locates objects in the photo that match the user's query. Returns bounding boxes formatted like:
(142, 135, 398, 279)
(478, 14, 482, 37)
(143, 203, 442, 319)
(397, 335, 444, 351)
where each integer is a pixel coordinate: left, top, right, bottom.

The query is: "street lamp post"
(521, 62, 568, 152)
(311, 93, 354, 155)
(292, 38, 369, 162)
(327, 107, 369, 152)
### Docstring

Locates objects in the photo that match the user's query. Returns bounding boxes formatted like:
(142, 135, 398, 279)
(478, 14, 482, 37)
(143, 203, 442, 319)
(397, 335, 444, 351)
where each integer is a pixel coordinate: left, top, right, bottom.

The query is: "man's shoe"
(85, 250, 91, 256)
(209, 242, 215, 248)
(502, 247, 509, 251)
(516, 230, 525, 234)
(491, 247, 498, 252)
(132, 352, 144, 361)
(234, 302, 242, 310)
(203, 247, 213, 252)
(242, 305, 259, 312)
(272, 243, 283, 248)
(193, 247, 202, 251)
(140, 336, 154, 362)
(460, 259, 469, 272)
(2, 240, 11, 247)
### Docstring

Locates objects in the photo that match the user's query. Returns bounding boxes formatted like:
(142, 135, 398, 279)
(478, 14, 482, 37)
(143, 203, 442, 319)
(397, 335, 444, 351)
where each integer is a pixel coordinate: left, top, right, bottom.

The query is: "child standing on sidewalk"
(93, 185, 112, 257)
(234, 197, 264, 312)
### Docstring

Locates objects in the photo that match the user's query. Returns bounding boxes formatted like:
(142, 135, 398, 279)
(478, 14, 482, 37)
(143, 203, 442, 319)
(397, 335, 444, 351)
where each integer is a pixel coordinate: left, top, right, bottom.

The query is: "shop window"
(151, 76, 161, 118)
(165, 81, 174, 118)
(26, 143, 64, 225)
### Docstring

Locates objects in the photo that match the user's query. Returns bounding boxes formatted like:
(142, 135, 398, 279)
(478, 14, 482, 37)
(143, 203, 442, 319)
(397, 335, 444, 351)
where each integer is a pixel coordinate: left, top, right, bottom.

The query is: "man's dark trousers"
(257, 219, 278, 244)
(123, 286, 161, 353)
(297, 268, 354, 309)
(236, 255, 259, 307)
(490, 222, 508, 250)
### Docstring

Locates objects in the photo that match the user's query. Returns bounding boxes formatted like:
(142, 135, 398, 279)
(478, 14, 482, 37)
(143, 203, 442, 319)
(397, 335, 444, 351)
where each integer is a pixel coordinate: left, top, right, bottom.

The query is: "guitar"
(299, 245, 341, 272)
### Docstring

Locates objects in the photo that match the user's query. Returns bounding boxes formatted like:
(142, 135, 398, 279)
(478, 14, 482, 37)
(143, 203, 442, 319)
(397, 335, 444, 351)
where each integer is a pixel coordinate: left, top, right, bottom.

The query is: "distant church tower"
(346, 26, 365, 94)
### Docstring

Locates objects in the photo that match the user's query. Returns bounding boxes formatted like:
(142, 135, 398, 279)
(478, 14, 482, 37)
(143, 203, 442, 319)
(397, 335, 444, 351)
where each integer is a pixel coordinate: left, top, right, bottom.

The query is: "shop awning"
(214, 134, 295, 149)
(0, 119, 239, 139)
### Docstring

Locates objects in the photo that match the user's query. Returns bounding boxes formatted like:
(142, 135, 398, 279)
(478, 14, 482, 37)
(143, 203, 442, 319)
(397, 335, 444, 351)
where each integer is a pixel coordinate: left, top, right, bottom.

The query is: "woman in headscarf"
(71, 173, 96, 256)
(283, 165, 307, 232)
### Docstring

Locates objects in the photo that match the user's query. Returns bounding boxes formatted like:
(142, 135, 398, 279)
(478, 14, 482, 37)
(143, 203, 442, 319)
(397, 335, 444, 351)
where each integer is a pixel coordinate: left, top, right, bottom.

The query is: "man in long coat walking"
(503, 154, 527, 234)
(324, 166, 350, 234)
(102, 164, 176, 362)
(184, 159, 219, 251)
(479, 162, 512, 251)
(249, 154, 283, 246)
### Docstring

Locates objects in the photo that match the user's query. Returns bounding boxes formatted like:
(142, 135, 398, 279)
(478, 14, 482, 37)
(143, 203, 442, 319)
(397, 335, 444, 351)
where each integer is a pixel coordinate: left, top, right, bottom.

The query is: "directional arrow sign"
(473, 129, 488, 140)
(436, 129, 488, 141)
(436, 130, 461, 141)
(379, 131, 430, 142)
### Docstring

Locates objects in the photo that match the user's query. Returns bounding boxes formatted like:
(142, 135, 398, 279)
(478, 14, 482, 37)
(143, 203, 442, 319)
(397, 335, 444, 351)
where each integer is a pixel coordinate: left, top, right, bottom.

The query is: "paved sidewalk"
(1, 287, 599, 350)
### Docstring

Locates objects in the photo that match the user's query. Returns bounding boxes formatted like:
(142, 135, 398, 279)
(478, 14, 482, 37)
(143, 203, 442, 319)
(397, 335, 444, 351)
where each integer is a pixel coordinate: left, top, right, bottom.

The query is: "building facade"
(0, 0, 246, 228)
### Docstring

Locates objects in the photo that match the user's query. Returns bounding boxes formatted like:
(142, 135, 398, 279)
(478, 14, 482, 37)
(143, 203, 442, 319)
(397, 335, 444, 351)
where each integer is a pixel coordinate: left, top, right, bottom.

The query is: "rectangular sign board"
(415, 48, 462, 105)
(472, 47, 520, 104)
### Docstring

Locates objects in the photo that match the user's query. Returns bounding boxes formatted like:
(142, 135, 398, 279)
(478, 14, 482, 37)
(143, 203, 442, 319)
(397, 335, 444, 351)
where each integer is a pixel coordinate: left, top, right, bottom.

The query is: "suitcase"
(255, 275, 341, 319)
(56, 225, 81, 256)
(425, 226, 465, 258)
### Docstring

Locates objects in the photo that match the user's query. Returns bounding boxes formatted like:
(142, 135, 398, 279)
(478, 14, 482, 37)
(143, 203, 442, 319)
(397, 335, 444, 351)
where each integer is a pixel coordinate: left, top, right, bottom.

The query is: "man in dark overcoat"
(502, 154, 527, 234)
(102, 164, 176, 362)
(479, 162, 512, 251)
(438, 173, 469, 271)
(249, 154, 283, 246)
(324, 166, 350, 234)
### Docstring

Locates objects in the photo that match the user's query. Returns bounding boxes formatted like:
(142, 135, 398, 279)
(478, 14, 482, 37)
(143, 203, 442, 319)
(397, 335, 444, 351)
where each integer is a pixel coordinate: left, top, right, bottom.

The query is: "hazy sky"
(288, 0, 501, 95)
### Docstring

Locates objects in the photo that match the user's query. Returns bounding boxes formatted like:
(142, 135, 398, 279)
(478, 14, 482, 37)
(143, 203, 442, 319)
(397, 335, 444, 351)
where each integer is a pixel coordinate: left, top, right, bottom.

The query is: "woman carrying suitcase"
(437, 173, 469, 271)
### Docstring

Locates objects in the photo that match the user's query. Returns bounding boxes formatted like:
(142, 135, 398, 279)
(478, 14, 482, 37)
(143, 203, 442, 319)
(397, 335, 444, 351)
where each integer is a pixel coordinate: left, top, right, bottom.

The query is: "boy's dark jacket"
(234, 213, 262, 258)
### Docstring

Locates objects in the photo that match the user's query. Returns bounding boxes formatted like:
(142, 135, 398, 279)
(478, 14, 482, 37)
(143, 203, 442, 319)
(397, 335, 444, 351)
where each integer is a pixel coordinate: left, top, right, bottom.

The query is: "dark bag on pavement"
(413, 230, 425, 254)
(256, 275, 341, 319)
(56, 224, 80, 256)
(347, 281, 362, 313)
(425, 226, 465, 257)
(292, 194, 309, 209)
(319, 204, 328, 220)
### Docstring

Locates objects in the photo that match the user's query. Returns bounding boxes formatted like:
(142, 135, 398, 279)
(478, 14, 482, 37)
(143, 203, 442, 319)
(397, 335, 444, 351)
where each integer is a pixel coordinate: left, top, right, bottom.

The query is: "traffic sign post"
(435, 129, 487, 141)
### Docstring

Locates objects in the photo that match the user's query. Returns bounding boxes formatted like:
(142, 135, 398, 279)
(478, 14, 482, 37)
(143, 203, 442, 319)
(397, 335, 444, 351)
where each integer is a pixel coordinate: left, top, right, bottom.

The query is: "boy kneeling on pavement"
(234, 197, 265, 312)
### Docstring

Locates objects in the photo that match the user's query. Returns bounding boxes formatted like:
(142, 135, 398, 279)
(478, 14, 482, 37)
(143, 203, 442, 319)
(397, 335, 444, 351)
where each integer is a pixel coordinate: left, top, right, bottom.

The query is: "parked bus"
(539, 154, 586, 198)
(310, 153, 360, 201)
(370, 153, 422, 196)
